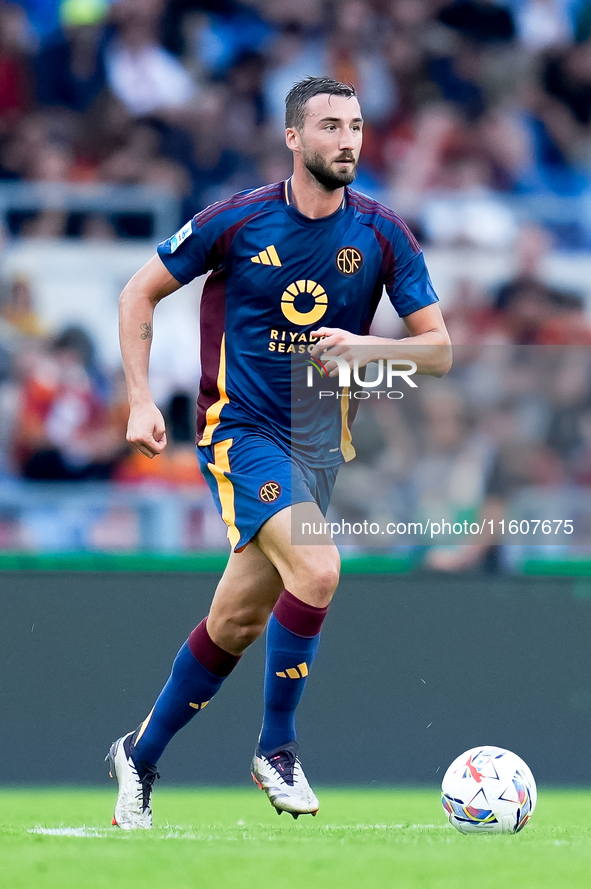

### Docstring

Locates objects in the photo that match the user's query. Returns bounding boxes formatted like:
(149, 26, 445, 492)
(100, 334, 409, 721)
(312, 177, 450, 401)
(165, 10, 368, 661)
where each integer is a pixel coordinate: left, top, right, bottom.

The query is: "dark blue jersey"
(157, 179, 438, 467)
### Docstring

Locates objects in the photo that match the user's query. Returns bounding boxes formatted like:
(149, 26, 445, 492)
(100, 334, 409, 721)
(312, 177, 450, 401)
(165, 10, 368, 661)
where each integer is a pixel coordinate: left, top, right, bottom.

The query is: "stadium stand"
(2, 0, 591, 567)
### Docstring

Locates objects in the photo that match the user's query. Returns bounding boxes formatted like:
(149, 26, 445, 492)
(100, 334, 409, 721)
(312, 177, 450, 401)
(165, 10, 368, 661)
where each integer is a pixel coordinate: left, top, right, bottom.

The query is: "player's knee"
(297, 556, 339, 605)
(315, 562, 340, 599)
(222, 613, 267, 650)
(234, 623, 266, 649)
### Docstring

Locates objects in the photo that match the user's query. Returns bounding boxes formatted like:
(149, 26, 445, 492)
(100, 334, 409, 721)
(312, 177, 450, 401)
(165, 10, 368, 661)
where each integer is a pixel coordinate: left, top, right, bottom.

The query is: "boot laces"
(268, 748, 297, 786)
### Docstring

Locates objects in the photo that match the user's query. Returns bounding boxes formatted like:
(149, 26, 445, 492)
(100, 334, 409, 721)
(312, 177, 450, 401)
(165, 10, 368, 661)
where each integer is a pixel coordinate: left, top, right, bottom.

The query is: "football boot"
(106, 731, 159, 829)
(251, 741, 319, 818)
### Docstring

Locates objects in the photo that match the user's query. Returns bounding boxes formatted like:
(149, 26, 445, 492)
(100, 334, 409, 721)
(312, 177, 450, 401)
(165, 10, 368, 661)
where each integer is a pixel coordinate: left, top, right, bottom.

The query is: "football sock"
(259, 589, 328, 755)
(131, 618, 240, 766)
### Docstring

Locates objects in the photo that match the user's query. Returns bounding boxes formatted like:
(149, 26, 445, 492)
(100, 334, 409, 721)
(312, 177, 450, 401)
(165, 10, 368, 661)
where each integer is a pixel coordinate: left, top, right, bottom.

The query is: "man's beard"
(303, 149, 358, 190)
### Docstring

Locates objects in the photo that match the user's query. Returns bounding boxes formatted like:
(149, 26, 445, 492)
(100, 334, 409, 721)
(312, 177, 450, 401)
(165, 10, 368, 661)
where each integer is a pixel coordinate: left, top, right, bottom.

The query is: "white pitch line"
(29, 826, 110, 838)
(28, 823, 451, 839)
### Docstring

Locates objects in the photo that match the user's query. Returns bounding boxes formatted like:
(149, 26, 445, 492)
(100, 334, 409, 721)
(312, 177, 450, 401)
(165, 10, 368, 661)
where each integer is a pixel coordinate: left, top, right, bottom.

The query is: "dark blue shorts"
(197, 432, 339, 551)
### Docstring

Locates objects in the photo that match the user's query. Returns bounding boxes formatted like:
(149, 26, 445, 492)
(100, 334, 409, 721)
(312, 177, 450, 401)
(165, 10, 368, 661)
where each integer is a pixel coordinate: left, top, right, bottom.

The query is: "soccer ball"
(441, 746, 537, 835)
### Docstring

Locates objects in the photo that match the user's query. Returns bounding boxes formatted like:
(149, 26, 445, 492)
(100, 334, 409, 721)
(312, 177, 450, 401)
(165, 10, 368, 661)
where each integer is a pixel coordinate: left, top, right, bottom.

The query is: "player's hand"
(310, 327, 380, 376)
(126, 402, 167, 458)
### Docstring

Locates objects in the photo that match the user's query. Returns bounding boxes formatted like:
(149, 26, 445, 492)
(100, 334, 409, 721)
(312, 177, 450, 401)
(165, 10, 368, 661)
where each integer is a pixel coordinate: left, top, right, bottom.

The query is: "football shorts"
(197, 431, 339, 551)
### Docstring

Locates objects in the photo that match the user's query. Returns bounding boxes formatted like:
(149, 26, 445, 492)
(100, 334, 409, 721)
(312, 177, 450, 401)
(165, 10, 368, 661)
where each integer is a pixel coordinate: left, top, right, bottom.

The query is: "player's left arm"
(311, 303, 452, 377)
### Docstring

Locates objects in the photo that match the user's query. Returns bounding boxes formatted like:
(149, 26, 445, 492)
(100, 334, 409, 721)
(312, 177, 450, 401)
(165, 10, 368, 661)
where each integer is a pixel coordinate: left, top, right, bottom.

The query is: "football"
(441, 746, 537, 835)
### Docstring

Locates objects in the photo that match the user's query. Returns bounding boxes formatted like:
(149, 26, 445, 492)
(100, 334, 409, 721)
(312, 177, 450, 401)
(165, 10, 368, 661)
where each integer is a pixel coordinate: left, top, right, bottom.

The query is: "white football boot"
(106, 731, 159, 829)
(251, 741, 319, 818)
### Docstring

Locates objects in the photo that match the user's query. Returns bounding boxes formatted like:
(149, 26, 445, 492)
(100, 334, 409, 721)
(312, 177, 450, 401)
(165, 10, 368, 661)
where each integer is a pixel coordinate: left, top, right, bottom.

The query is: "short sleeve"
(157, 219, 212, 285)
(388, 249, 439, 318)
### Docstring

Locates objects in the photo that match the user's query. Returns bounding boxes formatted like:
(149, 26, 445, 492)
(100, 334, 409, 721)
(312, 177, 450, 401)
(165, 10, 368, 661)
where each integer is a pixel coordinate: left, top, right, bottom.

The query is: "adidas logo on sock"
(251, 245, 282, 267)
(275, 662, 309, 679)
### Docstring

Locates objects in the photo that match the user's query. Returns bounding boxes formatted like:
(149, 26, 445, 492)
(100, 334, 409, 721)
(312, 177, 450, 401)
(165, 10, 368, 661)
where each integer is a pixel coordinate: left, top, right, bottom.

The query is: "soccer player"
(108, 76, 451, 829)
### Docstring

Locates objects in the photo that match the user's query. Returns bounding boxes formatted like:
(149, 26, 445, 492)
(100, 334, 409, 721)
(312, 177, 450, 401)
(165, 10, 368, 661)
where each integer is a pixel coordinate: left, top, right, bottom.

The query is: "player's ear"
(285, 127, 300, 153)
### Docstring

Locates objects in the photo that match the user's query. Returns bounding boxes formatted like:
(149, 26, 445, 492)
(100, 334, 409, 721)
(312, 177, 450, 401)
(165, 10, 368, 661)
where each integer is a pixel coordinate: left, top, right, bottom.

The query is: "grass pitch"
(2, 787, 590, 889)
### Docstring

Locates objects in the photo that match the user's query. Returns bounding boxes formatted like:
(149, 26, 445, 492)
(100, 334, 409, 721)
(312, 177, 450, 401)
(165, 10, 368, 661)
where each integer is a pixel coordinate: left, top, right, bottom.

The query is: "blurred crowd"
(2, 0, 591, 561)
(0, 280, 203, 487)
(5, 0, 591, 238)
(442, 223, 591, 344)
(2, 282, 591, 566)
(331, 342, 591, 569)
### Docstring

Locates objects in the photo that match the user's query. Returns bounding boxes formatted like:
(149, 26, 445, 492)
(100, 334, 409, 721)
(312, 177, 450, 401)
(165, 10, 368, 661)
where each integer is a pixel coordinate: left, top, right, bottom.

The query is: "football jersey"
(157, 179, 438, 468)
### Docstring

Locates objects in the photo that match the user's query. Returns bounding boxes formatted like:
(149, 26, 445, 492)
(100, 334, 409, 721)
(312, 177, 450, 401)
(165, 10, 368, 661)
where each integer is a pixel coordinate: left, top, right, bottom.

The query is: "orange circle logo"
(280, 280, 328, 325)
(259, 481, 282, 503)
(336, 247, 363, 276)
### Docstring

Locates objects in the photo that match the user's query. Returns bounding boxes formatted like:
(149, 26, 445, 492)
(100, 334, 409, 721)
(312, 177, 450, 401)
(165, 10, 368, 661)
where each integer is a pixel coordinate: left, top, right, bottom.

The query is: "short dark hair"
(285, 76, 358, 131)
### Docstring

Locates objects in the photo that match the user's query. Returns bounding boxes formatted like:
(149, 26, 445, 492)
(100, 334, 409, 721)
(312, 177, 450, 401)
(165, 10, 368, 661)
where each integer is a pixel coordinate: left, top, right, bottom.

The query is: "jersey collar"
(283, 178, 347, 228)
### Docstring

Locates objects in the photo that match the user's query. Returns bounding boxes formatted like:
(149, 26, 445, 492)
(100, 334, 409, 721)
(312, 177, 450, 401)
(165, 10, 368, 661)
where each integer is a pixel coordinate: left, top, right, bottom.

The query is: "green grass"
(1, 787, 590, 889)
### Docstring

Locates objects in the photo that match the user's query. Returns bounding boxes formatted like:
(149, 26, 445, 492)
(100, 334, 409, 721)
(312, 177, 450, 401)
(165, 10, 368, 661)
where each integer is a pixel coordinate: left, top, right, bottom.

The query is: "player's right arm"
(119, 254, 183, 458)
(121, 195, 260, 455)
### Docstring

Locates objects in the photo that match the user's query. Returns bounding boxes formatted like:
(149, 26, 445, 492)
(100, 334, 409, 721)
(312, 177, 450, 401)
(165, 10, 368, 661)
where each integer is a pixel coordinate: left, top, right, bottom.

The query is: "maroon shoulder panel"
(196, 213, 259, 441)
(349, 191, 421, 254)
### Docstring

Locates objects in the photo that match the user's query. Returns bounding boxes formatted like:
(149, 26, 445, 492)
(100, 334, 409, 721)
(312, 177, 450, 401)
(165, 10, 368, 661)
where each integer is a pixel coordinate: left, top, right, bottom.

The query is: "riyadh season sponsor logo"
(305, 355, 417, 400)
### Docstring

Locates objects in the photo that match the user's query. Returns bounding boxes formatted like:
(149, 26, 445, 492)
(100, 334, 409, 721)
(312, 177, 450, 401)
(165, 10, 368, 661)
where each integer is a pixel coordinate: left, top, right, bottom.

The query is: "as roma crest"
(336, 246, 363, 276)
(259, 481, 282, 502)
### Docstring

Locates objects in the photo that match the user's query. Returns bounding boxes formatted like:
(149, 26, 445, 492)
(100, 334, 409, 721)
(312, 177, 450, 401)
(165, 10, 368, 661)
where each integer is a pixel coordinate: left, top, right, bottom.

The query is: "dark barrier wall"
(1, 571, 590, 785)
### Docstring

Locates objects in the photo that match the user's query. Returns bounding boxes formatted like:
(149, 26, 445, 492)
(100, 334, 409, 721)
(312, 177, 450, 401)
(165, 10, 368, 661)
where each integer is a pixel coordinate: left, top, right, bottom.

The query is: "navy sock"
(259, 590, 328, 755)
(132, 619, 240, 765)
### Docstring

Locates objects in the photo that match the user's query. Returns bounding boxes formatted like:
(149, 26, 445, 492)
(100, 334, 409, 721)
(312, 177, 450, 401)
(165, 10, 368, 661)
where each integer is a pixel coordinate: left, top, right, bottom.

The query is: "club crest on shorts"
(259, 481, 282, 502)
(336, 246, 363, 276)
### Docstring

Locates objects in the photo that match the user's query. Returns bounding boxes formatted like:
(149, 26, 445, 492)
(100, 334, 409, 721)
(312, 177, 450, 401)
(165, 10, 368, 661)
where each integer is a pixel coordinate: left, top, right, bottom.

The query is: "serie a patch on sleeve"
(169, 220, 193, 253)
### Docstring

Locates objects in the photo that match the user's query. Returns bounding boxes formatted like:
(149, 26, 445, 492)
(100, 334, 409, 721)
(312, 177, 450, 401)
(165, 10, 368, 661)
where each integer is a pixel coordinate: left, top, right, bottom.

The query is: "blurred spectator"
(326, 1, 397, 124)
(510, 0, 577, 51)
(177, 88, 259, 211)
(530, 38, 591, 191)
(263, 23, 326, 132)
(491, 275, 556, 343)
(99, 117, 190, 196)
(411, 378, 496, 570)
(538, 290, 591, 343)
(492, 224, 591, 342)
(20, 135, 75, 237)
(0, 2, 34, 133)
(442, 224, 591, 344)
(0, 276, 45, 337)
(181, 0, 274, 79)
(0, 112, 54, 181)
(410, 380, 494, 523)
(34, 0, 109, 112)
(18, 0, 61, 41)
(438, 0, 516, 43)
(104, 0, 197, 116)
(12, 325, 126, 480)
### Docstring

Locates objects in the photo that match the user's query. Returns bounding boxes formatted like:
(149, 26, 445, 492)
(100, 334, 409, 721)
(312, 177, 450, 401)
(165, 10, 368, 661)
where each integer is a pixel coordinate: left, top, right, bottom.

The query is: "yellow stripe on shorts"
(207, 439, 240, 549)
(340, 388, 356, 462)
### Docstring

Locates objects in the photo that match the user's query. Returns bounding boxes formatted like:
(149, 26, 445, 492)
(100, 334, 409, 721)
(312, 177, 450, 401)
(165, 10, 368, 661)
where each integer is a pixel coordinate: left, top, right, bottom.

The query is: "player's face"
(294, 93, 363, 190)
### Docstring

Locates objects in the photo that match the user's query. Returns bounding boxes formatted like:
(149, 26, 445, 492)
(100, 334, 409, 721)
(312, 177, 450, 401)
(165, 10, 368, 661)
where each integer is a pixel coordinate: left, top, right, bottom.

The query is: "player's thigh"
(207, 541, 284, 643)
(255, 502, 340, 608)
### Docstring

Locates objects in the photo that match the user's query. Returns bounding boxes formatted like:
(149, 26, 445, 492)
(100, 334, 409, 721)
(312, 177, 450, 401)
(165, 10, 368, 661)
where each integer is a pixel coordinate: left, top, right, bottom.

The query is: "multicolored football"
(441, 746, 537, 835)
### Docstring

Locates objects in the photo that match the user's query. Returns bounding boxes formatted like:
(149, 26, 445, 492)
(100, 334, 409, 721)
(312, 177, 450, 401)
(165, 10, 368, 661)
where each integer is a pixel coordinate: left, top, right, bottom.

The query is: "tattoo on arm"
(140, 322, 152, 341)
